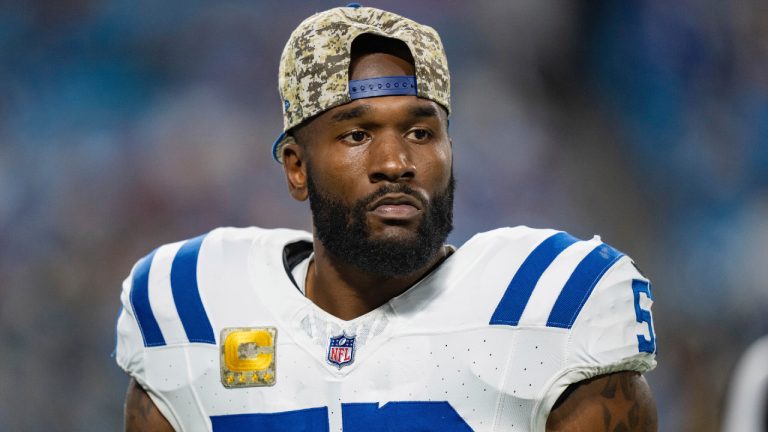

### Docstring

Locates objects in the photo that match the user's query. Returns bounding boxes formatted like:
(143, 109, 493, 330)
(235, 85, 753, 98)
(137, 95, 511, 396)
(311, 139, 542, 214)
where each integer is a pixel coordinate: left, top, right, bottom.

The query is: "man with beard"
(116, 5, 658, 431)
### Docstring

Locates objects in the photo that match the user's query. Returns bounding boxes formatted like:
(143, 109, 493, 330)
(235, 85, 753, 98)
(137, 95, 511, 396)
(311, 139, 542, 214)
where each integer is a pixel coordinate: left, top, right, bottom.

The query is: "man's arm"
(124, 378, 175, 432)
(546, 371, 657, 432)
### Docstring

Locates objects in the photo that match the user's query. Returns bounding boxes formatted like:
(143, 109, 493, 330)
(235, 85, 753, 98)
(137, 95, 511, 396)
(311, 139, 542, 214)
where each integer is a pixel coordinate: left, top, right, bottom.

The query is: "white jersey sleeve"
(115, 243, 187, 431)
(114, 227, 314, 432)
(453, 227, 657, 430)
(530, 251, 657, 430)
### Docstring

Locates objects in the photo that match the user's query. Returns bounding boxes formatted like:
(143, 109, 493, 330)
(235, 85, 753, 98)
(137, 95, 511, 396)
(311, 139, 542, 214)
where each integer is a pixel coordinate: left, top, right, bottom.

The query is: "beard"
(307, 169, 455, 278)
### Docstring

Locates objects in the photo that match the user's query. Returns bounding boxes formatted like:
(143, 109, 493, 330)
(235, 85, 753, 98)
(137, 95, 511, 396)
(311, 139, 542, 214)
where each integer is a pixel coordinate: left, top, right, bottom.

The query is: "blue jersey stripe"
(546, 243, 624, 329)
(342, 402, 472, 431)
(170, 234, 216, 344)
(490, 232, 580, 326)
(129, 249, 166, 347)
(211, 407, 330, 431)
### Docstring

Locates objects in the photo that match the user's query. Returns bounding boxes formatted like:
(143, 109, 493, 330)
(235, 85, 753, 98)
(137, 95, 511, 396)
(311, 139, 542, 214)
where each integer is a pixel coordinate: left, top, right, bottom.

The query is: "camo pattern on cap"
(274, 5, 450, 162)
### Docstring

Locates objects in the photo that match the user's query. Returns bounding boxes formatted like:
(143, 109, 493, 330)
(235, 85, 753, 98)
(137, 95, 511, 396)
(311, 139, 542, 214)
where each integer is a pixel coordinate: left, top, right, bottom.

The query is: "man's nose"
(367, 132, 416, 183)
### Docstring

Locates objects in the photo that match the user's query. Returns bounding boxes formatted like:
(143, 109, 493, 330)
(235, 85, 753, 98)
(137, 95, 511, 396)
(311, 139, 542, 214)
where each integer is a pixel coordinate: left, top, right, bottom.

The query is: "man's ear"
(282, 137, 309, 201)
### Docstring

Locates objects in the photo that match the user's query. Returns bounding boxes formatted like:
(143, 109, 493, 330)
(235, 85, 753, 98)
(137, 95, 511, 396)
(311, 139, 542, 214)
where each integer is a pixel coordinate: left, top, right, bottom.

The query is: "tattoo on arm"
(598, 373, 644, 431)
(547, 371, 657, 432)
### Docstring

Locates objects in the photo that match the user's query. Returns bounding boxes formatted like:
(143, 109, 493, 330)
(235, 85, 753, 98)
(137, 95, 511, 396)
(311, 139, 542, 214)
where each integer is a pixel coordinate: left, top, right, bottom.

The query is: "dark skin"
(124, 52, 657, 431)
(546, 372, 657, 431)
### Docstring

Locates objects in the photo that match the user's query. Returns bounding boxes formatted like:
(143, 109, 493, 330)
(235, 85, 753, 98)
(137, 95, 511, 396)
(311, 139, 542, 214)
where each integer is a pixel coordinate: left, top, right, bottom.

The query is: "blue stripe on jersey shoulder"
(211, 407, 330, 431)
(170, 234, 216, 344)
(129, 249, 166, 347)
(546, 243, 624, 329)
(490, 232, 580, 326)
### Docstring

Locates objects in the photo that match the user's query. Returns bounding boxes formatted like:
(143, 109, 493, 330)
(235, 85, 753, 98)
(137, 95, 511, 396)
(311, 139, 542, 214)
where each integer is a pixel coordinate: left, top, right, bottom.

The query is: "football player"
(116, 4, 658, 431)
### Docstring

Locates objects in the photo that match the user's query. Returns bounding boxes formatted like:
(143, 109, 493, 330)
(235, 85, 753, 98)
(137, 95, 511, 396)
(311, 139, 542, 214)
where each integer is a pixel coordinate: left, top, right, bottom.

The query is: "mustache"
(355, 183, 428, 210)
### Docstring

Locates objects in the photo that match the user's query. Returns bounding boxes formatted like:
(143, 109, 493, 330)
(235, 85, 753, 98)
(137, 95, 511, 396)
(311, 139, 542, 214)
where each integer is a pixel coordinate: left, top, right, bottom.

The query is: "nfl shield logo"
(327, 333, 356, 369)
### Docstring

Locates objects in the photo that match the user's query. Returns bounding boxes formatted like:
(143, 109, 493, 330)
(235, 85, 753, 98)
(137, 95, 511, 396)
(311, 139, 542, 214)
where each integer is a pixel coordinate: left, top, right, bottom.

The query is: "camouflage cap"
(272, 3, 451, 162)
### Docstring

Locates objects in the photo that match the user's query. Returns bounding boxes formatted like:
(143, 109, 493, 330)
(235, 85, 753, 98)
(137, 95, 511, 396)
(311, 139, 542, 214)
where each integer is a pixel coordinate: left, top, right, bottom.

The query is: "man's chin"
(365, 224, 421, 243)
(367, 237, 422, 256)
(321, 226, 445, 278)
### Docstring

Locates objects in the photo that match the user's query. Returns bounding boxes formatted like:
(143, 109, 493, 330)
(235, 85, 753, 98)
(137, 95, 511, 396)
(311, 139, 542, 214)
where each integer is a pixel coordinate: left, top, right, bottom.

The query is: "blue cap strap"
(349, 75, 417, 100)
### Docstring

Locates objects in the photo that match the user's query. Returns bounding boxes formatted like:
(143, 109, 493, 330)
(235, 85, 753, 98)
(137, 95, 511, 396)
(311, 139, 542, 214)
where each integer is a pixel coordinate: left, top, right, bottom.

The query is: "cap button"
(346, 3, 362, 8)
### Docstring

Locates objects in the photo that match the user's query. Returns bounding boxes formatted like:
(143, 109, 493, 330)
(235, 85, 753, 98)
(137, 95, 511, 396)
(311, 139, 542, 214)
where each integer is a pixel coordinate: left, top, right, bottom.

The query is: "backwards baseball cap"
(272, 3, 451, 163)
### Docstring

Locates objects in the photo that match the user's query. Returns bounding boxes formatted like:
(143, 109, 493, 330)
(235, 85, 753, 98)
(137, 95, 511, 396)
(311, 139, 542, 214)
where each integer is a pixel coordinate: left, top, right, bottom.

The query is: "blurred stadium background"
(1, 0, 766, 430)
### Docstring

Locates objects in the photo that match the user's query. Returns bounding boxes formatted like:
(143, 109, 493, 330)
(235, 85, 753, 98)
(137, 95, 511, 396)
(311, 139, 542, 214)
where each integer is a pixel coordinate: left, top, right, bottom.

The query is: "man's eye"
(406, 129, 431, 141)
(341, 131, 369, 144)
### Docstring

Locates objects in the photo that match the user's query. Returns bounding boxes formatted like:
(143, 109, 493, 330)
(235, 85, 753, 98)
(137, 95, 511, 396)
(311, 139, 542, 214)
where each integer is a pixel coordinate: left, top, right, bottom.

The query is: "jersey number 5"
(632, 279, 656, 353)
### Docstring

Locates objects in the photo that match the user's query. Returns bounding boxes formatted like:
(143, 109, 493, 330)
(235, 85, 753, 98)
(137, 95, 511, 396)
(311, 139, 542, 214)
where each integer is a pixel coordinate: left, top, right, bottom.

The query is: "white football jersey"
(115, 226, 657, 432)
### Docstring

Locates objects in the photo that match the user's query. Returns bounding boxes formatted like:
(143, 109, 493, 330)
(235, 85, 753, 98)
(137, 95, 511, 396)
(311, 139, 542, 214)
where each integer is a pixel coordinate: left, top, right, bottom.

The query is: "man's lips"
(368, 193, 423, 219)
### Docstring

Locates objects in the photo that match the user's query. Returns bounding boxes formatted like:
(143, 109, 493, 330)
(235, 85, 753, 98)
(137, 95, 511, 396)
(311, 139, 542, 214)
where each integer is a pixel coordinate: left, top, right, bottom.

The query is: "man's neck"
(304, 240, 450, 321)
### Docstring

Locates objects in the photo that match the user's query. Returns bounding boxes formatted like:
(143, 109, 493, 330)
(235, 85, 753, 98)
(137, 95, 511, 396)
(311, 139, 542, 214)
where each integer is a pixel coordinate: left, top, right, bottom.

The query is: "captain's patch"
(327, 333, 356, 369)
(220, 327, 276, 388)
